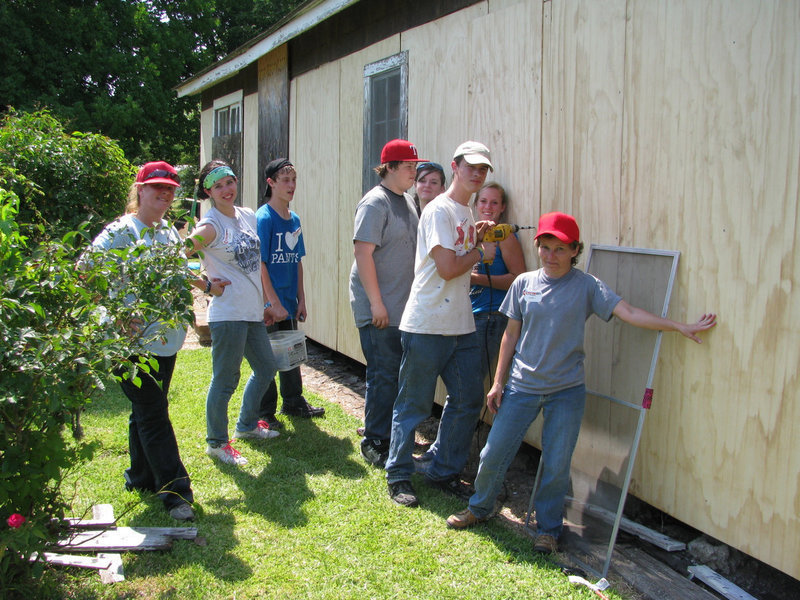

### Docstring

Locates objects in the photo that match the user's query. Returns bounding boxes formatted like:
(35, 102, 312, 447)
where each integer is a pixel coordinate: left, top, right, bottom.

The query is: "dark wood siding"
(289, 0, 483, 78)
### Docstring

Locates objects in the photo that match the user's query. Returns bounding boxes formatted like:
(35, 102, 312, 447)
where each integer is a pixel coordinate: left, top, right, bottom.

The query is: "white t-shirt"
(90, 213, 188, 356)
(400, 193, 478, 335)
(198, 206, 264, 322)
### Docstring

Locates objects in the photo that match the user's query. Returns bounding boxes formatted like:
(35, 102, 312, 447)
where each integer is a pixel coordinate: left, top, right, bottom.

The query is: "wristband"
(204, 278, 212, 294)
(264, 301, 272, 309)
(476, 247, 485, 262)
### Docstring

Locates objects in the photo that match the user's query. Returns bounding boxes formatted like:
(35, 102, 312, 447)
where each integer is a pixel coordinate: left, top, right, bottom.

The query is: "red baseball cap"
(535, 212, 580, 244)
(380, 139, 427, 164)
(135, 161, 181, 187)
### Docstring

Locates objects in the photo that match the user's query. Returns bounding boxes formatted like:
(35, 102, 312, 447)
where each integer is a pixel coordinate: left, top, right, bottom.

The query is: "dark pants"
(259, 319, 304, 416)
(117, 354, 193, 510)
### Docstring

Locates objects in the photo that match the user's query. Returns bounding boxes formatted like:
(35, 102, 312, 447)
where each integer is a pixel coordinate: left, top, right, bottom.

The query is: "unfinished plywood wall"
(289, 0, 799, 579)
(619, 0, 800, 577)
(539, 0, 800, 579)
(290, 36, 401, 356)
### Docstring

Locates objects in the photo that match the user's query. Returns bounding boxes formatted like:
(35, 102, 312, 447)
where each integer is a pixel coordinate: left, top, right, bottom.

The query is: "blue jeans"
(474, 311, 507, 382)
(385, 331, 484, 484)
(468, 384, 586, 538)
(359, 324, 403, 444)
(424, 312, 507, 459)
(259, 318, 304, 416)
(206, 320, 278, 446)
(117, 354, 193, 510)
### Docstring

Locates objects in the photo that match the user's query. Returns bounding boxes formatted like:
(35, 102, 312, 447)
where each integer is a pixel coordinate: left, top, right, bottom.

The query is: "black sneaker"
(424, 475, 474, 500)
(280, 400, 325, 418)
(361, 439, 389, 468)
(388, 480, 419, 507)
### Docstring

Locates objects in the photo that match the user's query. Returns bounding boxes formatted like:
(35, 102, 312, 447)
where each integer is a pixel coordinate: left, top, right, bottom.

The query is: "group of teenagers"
(94, 139, 716, 553)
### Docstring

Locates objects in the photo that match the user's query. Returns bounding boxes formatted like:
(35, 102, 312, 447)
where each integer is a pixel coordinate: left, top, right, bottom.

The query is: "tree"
(0, 109, 135, 238)
(0, 112, 195, 591)
(0, 0, 303, 166)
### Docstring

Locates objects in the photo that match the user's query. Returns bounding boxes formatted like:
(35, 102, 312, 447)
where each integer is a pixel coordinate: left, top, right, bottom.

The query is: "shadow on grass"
(208, 414, 368, 528)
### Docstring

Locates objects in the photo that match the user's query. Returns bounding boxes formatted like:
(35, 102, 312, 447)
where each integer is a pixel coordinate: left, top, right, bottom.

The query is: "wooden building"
(176, 0, 800, 580)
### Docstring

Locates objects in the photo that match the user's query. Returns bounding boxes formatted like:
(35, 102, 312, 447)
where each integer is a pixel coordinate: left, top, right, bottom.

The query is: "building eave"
(175, 0, 360, 98)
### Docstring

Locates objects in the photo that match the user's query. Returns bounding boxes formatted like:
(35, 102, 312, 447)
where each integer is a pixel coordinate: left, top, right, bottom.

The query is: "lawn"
(55, 347, 627, 599)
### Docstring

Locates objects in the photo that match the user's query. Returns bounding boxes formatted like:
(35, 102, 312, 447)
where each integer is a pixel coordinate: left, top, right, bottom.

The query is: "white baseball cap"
(453, 141, 493, 171)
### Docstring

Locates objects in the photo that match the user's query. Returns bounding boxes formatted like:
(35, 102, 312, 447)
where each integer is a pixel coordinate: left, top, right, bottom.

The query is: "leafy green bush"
(0, 109, 135, 238)
(0, 185, 195, 591)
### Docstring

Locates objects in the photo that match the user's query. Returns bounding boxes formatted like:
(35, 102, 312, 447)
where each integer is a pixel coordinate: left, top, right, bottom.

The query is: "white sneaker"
(206, 442, 248, 465)
(234, 421, 280, 440)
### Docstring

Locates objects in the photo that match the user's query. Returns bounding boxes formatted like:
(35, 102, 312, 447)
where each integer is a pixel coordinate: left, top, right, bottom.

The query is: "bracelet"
(476, 247, 485, 262)
(204, 278, 212, 294)
(264, 301, 272, 309)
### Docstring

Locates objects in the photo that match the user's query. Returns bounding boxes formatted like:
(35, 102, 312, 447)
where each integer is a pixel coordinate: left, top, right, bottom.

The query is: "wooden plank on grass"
(98, 553, 125, 583)
(57, 528, 173, 552)
(32, 552, 113, 570)
(688, 565, 758, 600)
(66, 503, 117, 529)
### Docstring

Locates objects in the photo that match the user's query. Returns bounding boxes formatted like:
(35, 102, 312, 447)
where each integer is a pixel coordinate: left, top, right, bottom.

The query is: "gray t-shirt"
(501, 267, 622, 394)
(349, 184, 419, 328)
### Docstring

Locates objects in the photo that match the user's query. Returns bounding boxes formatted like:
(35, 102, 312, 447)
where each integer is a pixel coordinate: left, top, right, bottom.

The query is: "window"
(214, 103, 241, 137)
(213, 90, 243, 137)
(211, 90, 244, 205)
(363, 51, 409, 193)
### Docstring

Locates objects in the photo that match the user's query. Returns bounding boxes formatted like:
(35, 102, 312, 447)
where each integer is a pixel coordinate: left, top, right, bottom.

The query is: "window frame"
(362, 51, 409, 194)
(213, 90, 243, 138)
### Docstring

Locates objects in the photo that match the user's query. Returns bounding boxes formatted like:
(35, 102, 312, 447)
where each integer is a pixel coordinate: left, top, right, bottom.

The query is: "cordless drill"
(482, 223, 536, 243)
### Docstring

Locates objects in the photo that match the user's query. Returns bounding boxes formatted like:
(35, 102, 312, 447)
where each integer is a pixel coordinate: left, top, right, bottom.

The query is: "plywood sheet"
(620, 0, 800, 578)
(404, 3, 487, 173)
(289, 63, 342, 350)
(541, 0, 626, 248)
(336, 37, 400, 362)
(468, 2, 542, 265)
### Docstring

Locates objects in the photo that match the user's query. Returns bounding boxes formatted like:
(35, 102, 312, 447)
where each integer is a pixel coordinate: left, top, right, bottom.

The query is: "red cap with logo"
(135, 161, 181, 187)
(380, 139, 427, 164)
(535, 212, 580, 244)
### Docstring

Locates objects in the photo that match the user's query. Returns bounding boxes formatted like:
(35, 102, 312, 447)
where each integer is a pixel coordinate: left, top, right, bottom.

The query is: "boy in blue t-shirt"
(256, 158, 324, 426)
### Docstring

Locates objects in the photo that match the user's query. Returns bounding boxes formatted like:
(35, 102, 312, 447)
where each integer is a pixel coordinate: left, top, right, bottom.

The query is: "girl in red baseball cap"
(446, 212, 717, 555)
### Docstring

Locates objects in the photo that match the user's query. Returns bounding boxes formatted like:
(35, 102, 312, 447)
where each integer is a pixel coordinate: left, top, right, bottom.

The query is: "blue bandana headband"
(203, 166, 236, 189)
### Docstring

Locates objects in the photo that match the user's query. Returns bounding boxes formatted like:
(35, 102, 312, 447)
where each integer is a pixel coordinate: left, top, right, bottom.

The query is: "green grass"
(55, 348, 627, 599)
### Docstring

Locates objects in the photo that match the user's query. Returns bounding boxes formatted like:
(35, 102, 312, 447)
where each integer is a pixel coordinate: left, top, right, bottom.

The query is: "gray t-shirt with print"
(349, 184, 419, 328)
(500, 267, 622, 394)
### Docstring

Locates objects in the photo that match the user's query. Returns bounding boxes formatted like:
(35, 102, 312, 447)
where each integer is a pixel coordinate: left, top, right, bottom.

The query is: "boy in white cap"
(385, 141, 498, 507)
(350, 139, 427, 467)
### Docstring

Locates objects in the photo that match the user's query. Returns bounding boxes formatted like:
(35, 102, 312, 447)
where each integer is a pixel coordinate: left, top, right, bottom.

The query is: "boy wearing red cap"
(350, 139, 426, 467)
(445, 212, 717, 554)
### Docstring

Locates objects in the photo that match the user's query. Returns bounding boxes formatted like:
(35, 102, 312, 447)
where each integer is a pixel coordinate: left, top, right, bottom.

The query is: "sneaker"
(424, 475, 474, 500)
(446, 508, 487, 529)
(281, 400, 325, 418)
(168, 502, 195, 521)
(206, 442, 248, 466)
(533, 534, 559, 554)
(260, 415, 283, 430)
(388, 480, 419, 507)
(360, 439, 389, 468)
(234, 422, 280, 440)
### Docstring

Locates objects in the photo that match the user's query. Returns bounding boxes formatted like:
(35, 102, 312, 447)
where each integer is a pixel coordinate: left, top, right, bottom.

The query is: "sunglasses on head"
(143, 169, 181, 184)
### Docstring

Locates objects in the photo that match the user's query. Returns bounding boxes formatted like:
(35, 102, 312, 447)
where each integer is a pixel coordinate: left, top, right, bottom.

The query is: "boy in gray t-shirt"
(349, 139, 426, 467)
